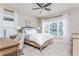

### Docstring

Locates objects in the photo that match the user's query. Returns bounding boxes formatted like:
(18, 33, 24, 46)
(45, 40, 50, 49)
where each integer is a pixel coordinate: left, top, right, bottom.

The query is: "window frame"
(43, 16, 64, 38)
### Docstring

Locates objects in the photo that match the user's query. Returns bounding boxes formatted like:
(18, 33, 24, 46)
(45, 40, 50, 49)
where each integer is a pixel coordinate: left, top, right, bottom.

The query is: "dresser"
(72, 33, 79, 56)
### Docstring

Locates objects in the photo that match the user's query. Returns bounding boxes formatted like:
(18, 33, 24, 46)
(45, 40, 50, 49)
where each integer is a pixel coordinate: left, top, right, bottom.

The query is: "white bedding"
(29, 33, 53, 46)
(24, 28, 53, 46)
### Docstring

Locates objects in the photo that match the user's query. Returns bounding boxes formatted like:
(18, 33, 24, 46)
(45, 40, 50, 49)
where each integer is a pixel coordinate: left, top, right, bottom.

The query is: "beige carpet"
(23, 40, 71, 56)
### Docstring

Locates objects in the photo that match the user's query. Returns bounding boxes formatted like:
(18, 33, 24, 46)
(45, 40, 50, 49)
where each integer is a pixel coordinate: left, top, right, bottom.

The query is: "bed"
(9, 27, 53, 51)
(24, 28, 53, 51)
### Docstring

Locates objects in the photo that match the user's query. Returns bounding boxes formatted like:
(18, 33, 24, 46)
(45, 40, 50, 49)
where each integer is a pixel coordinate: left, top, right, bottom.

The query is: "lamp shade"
(37, 27, 40, 30)
(17, 26, 21, 30)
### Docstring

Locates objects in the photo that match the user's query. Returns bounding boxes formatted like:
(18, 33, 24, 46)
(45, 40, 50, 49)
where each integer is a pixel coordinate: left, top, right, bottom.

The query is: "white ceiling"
(0, 3, 79, 18)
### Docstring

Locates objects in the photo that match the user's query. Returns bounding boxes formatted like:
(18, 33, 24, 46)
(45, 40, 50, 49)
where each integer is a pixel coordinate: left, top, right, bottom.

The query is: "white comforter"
(24, 28, 53, 46)
(29, 33, 53, 46)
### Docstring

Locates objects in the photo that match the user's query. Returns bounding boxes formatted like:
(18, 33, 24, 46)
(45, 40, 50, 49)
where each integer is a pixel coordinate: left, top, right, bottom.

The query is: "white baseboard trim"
(53, 39, 72, 45)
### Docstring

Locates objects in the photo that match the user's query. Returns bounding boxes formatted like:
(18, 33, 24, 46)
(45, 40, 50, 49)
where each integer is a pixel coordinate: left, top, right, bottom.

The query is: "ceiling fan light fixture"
(32, 3, 52, 13)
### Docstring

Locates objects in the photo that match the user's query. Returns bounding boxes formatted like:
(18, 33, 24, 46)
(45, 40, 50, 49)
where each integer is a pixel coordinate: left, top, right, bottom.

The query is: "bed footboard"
(24, 39, 53, 52)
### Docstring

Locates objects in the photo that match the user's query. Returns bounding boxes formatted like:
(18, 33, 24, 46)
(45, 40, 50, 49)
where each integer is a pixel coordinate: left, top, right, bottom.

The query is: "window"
(43, 17, 64, 37)
(58, 22, 63, 36)
(50, 22, 57, 36)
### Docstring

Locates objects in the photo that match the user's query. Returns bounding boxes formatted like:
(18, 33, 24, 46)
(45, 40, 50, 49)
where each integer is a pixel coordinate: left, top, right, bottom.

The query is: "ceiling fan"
(32, 3, 52, 13)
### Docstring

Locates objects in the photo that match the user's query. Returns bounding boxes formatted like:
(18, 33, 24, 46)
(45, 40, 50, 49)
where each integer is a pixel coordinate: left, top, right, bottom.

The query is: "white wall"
(69, 8, 79, 33)
(17, 12, 40, 28)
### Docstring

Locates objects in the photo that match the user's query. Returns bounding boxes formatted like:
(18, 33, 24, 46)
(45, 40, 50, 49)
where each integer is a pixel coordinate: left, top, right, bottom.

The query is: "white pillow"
(24, 28, 37, 39)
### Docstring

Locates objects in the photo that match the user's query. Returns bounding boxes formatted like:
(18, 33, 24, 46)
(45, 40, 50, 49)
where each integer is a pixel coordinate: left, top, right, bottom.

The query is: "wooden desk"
(0, 39, 19, 56)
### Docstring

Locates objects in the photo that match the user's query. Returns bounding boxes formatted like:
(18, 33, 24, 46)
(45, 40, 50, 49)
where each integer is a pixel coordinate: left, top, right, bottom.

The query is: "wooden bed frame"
(24, 39, 53, 51)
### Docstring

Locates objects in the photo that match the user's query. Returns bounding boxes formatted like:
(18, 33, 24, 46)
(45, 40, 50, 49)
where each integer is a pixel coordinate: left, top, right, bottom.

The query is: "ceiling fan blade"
(36, 3, 42, 8)
(32, 8, 40, 10)
(44, 8, 51, 11)
(43, 3, 52, 7)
